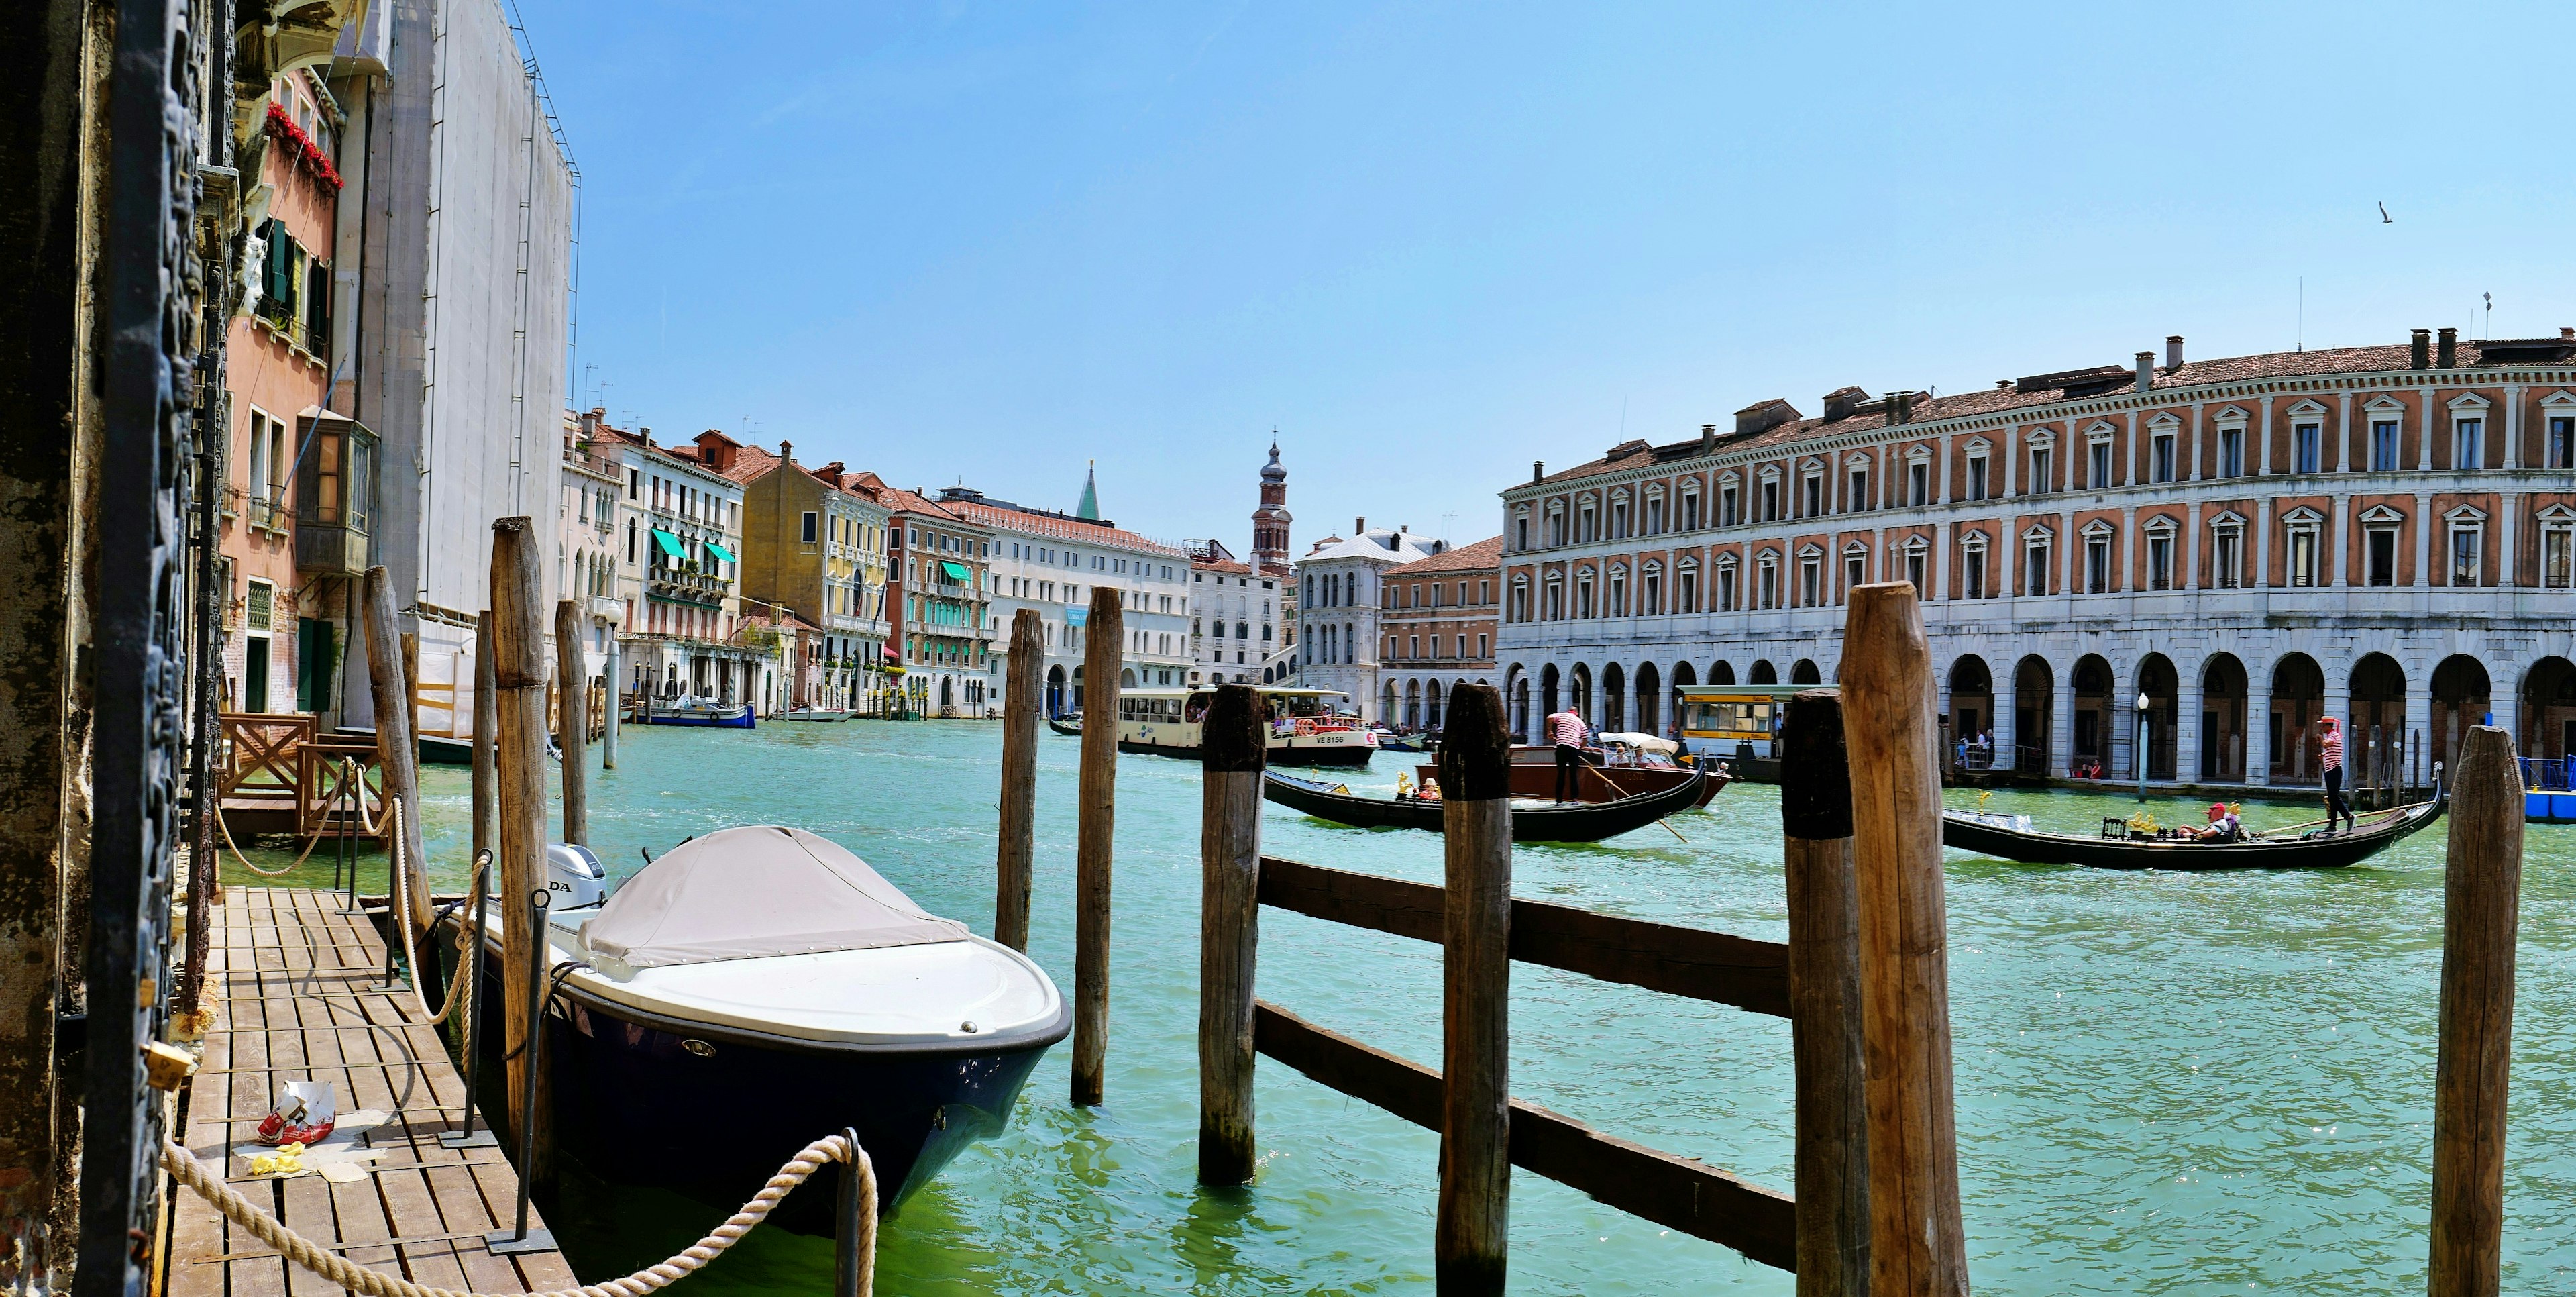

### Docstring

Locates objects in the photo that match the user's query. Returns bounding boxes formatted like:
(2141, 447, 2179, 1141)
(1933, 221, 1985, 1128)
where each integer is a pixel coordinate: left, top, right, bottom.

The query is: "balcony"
(255, 296, 329, 362)
(563, 444, 618, 477)
(648, 567, 731, 607)
(291, 409, 374, 576)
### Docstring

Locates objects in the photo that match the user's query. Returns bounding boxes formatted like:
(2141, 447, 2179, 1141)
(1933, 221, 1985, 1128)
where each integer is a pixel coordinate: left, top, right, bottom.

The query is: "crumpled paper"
(231, 1108, 390, 1182)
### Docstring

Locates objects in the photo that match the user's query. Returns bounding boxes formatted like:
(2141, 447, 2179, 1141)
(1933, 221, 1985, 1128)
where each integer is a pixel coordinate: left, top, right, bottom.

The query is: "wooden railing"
(217, 712, 315, 809)
(293, 738, 384, 839)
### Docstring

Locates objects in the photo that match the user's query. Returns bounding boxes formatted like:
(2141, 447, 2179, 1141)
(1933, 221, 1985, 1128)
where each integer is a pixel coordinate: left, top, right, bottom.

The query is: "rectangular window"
(1799, 559, 1820, 607)
(1848, 469, 1868, 512)
(2290, 529, 2318, 588)
(2455, 419, 2483, 469)
(2147, 533, 2173, 590)
(2294, 424, 2320, 474)
(2552, 417, 2575, 470)
(1803, 475, 1823, 517)
(1962, 548, 1985, 599)
(2219, 427, 2244, 478)
(2029, 447, 2052, 494)
(2089, 442, 2113, 488)
(1718, 566, 1737, 611)
(2367, 529, 2396, 587)
(1720, 487, 1739, 527)
(2025, 541, 2048, 595)
(1908, 462, 1929, 507)
(1682, 493, 1702, 530)
(1966, 456, 1988, 501)
(1843, 554, 1864, 597)
(2545, 527, 2573, 588)
(2214, 529, 2241, 589)
(2372, 420, 2400, 471)
(2153, 434, 2176, 484)
(2451, 527, 2481, 587)
(2085, 538, 2110, 593)
(246, 579, 274, 632)
(1515, 518, 1529, 550)
(1905, 549, 1927, 597)
(1761, 481, 1780, 523)
(800, 511, 818, 544)
(1477, 633, 1488, 658)
(1759, 563, 1779, 609)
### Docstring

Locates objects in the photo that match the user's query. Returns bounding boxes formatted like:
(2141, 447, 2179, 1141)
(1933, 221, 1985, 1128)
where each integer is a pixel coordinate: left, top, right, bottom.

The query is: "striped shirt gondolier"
(2320, 729, 2345, 772)
(1546, 711, 1587, 747)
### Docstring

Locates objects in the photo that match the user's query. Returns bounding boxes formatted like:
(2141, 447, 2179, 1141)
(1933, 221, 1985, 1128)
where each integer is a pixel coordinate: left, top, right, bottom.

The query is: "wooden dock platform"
(171, 886, 579, 1296)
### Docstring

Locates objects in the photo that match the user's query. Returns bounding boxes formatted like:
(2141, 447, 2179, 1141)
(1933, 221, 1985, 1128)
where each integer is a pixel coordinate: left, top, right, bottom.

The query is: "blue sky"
(531, 1, 2576, 552)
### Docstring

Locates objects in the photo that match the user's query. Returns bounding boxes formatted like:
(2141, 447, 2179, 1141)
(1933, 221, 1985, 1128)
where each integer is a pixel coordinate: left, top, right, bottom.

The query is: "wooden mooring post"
(1437, 685, 1513, 1294)
(474, 609, 498, 860)
(554, 598, 588, 845)
(994, 609, 1041, 951)
(490, 519, 551, 1162)
(1781, 689, 1869, 1296)
(1197, 684, 1265, 1185)
(1840, 581, 1970, 1296)
(1073, 584, 1123, 1106)
(360, 566, 431, 942)
(2428, 725, 2522, 1297)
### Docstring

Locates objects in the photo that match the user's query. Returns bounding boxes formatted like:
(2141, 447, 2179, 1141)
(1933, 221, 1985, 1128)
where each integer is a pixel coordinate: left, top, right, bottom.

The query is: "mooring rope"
(378, 802, 486, 1028)
(163, 1130, 876, 1297)
(217, 758, 383, 877)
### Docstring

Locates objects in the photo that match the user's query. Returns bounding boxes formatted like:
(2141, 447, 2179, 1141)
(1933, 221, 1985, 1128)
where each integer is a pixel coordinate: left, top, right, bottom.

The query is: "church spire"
(1075, 460, 1100, 521)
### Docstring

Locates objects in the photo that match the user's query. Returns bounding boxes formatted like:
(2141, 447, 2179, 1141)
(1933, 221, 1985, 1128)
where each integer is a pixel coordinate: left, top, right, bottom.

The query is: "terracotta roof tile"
(1387, 535, 1503, 576)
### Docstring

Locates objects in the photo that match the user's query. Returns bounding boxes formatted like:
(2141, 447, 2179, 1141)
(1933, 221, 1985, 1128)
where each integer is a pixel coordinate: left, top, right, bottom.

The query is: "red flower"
(263, 101, 343, 194)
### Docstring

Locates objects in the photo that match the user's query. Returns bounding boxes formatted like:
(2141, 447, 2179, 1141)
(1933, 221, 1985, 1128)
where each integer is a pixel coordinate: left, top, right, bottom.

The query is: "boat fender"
(546, 842, 608, 908)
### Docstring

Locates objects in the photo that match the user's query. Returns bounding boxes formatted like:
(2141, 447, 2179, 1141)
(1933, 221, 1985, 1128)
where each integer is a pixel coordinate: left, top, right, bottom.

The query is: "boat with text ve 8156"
(1109, 686, 1378, 766)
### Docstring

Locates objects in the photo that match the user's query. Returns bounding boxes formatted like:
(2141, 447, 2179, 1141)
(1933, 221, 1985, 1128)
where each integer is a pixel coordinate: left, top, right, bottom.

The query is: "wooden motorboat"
(1940, 795, 2445, 870)
(1419, 737, 1728, 809)
(447, 827, 1066, 1231)
(1262, 766, 1705, 843)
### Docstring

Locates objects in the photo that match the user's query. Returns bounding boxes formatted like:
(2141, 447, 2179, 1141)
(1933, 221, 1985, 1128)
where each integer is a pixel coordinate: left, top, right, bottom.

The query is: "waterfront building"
(1186, 443, 1300, 687)
(881, 490, 997, 717)
(335, 0, 574, 735)
(938, 482, 1189, 715)
(612, 430, 765, 709)
(1498, 328, 2576, 784)
(1377, 535, 1505, 729)
(729, 443, 895, 714)
(1296, 520, 1450, 721)
(218, 66, 353, 719)
(558, 411, 624, 694)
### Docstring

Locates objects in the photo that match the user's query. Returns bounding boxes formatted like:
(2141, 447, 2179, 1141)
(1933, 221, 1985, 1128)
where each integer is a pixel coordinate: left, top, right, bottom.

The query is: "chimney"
(2135, 351, 2155, 391)
(2412, 329, 2432, 368)
(1699, 423, 1716, 454)
(641, 427, 655, 447)
(2438, 326, 2458, 367)
(2165, 335, 2184, 370)
(1356, 516, 1366, 534)
(1532, 461, 1544, 482)
(578, 409, 598, 436)
(2562, 327, 2573, 340)
(1886, 391, 1912, 425)
(779, 439, 794, 465)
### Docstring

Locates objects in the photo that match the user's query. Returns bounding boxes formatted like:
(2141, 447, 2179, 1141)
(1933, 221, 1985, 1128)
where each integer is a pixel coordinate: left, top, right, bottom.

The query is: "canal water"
(238, 721, 2575, 1294)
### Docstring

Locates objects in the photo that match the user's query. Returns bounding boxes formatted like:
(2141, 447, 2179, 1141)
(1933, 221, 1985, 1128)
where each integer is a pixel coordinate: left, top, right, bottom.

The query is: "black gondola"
(1046, 715, 1083, 738)
(1261, 766, 1704, 843)
(1940, 794, 2445, 870)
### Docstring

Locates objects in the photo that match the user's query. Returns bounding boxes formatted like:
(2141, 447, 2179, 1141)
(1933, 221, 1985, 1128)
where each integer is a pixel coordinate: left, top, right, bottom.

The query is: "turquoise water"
(238, 722, 2576, 1293)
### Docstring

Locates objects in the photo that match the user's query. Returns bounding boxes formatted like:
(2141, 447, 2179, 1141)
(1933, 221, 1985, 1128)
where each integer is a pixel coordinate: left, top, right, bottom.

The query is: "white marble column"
(2179, 668, 2204, 784)
(2501, 493, 2518, 588)
(2419, 386, 2436, 472)
(2052, 668, 2076, 779)
(2506, 384, 2524, 469)
(2247, 675, 2271, 786)
(2415, 492, 2434, 587)
(2259, 395, 2275, 476)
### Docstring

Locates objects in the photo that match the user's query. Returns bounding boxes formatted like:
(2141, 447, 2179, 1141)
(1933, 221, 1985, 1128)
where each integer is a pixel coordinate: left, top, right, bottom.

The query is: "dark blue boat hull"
(451, 931, 1061, 1233)
(634, 707, 755, 729)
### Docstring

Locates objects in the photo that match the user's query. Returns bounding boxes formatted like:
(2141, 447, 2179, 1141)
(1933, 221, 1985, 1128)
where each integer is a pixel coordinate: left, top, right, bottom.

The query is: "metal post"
(2136, 690, 2150, 802)
(487, 887, 557, 1254)
(341, 763, 362, 913)
(835, 1125, 864, 1297)
(441, 852, 500, 1149)
(602, 638, 620, 769)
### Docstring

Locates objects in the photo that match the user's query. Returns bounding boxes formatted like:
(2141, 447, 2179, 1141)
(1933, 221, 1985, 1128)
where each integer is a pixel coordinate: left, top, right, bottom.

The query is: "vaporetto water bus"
(1114, 686, 1378, 767)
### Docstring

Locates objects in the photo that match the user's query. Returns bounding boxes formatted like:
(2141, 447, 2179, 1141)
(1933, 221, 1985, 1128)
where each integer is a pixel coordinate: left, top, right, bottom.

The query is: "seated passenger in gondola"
(2195, 802, 2243, 843)
(1417, 778, 1442, 802)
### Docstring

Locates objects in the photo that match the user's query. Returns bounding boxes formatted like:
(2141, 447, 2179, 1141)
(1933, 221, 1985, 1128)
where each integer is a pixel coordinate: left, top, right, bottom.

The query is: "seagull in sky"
(2379, 201, 2392, 223)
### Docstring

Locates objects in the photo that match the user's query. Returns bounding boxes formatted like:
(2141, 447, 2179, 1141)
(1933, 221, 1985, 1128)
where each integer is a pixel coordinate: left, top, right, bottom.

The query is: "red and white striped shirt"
(2319, 729, 2344, 772)
(1546, 710, 1588, 747)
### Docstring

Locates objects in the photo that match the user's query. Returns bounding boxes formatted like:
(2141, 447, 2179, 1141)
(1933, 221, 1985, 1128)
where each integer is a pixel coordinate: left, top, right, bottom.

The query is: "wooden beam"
(551, 599, 587, 846)
(488, 519, 550, 1165)
(1256, 857, 1788, 1017)
(1071, 584, 1122, 1106)
(1781, 690, 1869, 1297)
(1197, 684, 1265, 1186)
(1839, 582, 1969, 1296)
(1252, 1002, 1794, 1272)
(1438, 684, 1513, 1294)
(2429, 725, 2523, 1297)
(360, 567, 429, 943)
(994, 609, 1040, 951)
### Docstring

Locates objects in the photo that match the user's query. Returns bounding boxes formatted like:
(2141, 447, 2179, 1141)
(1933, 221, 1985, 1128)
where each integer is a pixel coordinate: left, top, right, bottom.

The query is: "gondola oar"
(1585, 761, 1688, 843)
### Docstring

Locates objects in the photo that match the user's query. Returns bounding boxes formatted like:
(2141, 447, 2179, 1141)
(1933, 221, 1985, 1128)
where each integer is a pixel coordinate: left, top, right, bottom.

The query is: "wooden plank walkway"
(171, 886, 579, 1297)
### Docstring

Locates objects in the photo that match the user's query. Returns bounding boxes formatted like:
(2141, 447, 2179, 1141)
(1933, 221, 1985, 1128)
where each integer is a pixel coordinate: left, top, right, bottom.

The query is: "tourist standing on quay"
(2320, 717, 2354, 834)
(1546, 701, 1589, 802)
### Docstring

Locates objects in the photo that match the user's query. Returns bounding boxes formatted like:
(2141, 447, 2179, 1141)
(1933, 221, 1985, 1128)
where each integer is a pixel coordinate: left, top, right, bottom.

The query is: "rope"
(163, 1129, 876, 1297)
(215, 758, 380, 878)
(378, 806, 486, 1028)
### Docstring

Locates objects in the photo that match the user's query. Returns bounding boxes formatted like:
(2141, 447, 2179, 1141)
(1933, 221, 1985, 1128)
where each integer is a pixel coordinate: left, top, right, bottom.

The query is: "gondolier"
(1545, 704, 1590, 802)
(2320, 717, 2354, 835)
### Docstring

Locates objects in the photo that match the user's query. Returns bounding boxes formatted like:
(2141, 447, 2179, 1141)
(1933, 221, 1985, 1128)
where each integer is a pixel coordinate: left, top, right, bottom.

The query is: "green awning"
(649, 528, 687, 561)
(938, 560, 973, 584)
(702, 540, 737, 564)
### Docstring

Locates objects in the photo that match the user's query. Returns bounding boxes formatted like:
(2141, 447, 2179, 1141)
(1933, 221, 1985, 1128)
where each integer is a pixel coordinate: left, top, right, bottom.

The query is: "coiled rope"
(163, 1130, 876, 1297)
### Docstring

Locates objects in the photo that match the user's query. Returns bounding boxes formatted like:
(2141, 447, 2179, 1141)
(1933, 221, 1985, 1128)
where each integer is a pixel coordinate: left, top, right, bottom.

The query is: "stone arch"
(2349, 652, 2408, 793)
(1046, 664, 1068, 715)
(2520, 658, 2576, 775)
(1426, 678, 1446, 729)
(1383, 680, 1400, 723)
(1505, 664, 1530, 740)
(1120, 667, 1137, 690)
(2071, 654, 2114, 775)
(1749, 660, 1778, 685)
(2199, 653, 2249, 782)
(1569, 662, 1592, 719)
(2269, 652, 2326, 785)
(1790, 658, 1821, 686)
(1540, 662, 1561, 717)
(1948, 655, 1993, 768)
(1602, 662, 1627, 731)
(2013, 655, 2053, 774)
(1710, 660, 1736, 686)
(1633, 662, 1661, 735)
(2137, 653, 2178, 781)
(2431, 654, 2491, 778)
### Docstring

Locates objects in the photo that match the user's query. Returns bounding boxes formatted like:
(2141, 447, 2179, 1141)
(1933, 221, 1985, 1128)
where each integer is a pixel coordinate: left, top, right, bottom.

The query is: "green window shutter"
(265, 221, 294, 305)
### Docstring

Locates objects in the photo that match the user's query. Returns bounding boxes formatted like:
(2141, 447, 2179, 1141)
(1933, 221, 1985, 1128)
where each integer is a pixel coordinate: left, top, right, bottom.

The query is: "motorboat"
(1941, 795, 2445, 870)
(1261, 766, 1705, 843)
(449, 827, 1066, 1228)
(334, 724, 476, 766)
(633, 694, 755, 729)
(1424, 733, 1727, 808)
(777, 707, 855, 723)
(1114, 686, 1376, 767)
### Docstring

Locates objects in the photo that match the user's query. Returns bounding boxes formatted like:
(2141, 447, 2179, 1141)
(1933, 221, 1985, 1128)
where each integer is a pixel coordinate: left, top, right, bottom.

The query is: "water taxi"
(1674, 684, 1821, 782)
(1114, 686, 1377, 767)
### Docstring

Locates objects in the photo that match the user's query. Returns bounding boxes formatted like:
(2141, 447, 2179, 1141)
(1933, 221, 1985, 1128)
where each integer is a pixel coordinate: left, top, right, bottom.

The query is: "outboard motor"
(546, 842, 608, 909)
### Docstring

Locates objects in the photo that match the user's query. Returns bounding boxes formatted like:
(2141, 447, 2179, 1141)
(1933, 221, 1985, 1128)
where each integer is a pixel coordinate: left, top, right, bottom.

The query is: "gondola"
(1940, 794, 2445, 870)
(1261, 765, 1705, 843)
(1046, 715, 1084, 738)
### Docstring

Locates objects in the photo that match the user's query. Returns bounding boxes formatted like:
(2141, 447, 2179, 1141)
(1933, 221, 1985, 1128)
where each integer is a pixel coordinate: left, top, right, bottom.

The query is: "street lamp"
(2136, 690, 2151, 802)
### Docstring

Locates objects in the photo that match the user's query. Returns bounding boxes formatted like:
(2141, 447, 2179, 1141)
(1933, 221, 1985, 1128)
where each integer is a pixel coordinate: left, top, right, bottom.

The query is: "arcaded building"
(1497, 327, 2576, 786)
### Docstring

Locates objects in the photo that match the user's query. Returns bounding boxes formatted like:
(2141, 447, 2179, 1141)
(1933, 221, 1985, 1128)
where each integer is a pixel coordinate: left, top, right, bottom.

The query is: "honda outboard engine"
(546, 842, 608, 909)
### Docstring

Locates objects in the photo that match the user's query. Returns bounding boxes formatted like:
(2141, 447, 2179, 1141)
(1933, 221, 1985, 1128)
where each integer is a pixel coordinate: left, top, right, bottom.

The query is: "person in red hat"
(2318, 717, 2353, 834)
(2195, 801, 2242, 842)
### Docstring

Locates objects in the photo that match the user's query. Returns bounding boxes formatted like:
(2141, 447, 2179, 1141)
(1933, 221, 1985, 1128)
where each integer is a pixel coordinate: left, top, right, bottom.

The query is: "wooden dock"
(170, 886, 578, 1296)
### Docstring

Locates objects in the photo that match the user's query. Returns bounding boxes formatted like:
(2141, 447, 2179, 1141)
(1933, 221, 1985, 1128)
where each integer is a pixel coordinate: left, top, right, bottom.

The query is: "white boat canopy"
(584, 825, 968, 970)
(1595, 731, 1680, 755)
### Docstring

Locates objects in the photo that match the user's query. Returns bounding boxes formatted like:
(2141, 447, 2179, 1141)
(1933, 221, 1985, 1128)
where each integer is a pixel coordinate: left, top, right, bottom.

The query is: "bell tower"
(1252, 440, 1291, 566)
